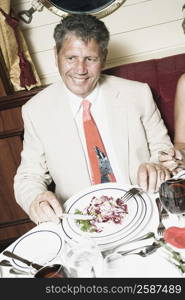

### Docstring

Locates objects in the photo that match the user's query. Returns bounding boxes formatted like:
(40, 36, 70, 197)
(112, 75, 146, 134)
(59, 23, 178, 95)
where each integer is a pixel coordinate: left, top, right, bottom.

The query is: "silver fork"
(105, 242, 160, 263)
(121, 187, 143, 203)
(102, 232, 155, 258)
(161, 207, 169, 219)
(156, 198, 166, 236)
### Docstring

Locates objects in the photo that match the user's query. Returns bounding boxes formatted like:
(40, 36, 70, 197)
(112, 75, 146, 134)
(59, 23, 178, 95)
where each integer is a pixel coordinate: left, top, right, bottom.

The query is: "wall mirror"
(18, 0, 127, 23)
(41, 0, 126, 18)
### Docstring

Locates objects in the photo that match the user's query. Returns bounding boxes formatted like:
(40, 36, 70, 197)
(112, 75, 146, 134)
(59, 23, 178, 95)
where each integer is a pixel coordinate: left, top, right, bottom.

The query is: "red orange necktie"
(82, 100, 116, 185)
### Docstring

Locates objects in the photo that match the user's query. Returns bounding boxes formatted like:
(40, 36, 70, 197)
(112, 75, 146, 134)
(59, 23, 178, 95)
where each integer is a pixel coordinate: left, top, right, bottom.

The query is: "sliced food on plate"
(75, 194, 128, 232)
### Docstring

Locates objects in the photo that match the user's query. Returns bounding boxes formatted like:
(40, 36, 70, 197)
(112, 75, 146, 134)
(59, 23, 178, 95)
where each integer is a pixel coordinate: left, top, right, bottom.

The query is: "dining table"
(1, 173, 185, 279)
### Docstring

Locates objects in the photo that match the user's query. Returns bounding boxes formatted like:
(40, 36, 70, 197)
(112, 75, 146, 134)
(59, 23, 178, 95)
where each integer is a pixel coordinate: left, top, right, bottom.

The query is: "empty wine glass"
(159, 178, 185, 226)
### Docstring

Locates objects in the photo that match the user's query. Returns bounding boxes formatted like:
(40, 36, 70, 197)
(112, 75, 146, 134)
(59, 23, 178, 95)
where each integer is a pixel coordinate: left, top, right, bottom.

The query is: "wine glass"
(31, 250, 69, 278)
(34, 263, 68, 278)
(159, 178, 185, 226)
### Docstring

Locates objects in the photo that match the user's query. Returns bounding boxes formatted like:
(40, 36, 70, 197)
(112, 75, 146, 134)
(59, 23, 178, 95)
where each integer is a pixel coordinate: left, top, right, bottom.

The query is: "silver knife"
(60, 213, 95, 220)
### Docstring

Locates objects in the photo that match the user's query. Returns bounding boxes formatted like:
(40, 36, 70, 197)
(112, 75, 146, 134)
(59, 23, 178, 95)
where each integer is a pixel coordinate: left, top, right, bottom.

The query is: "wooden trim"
(0, 86, 45, 111)
(0, 237, 17, 252)
(0, 218, 32, 229)
(0, 128, 24, 139)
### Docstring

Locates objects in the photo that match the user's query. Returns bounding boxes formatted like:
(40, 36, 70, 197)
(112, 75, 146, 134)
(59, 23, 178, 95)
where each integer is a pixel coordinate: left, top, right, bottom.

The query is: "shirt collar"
(65, 83, 100, 117)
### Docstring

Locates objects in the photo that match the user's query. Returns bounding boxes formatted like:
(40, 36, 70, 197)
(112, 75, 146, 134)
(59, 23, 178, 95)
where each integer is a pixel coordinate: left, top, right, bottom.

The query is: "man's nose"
(76, 60, 87, 74)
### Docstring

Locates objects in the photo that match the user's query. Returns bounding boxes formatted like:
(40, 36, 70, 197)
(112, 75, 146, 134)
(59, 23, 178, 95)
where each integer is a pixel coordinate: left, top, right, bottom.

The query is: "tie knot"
(82, 100, 91, 112)
(82, 100, 91, 121)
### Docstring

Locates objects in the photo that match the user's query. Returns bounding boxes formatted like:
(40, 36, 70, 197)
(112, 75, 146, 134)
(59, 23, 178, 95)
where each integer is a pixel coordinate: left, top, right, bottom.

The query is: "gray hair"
(54, 14, 110, 55)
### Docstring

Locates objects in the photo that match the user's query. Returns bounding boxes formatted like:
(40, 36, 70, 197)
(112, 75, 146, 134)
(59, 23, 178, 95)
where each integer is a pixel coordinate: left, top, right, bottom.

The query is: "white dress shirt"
(64, 84, 123, 183)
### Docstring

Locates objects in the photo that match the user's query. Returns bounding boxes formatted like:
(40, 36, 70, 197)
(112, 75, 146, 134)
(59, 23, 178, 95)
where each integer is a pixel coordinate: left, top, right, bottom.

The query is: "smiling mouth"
(71, 77, 89, 83)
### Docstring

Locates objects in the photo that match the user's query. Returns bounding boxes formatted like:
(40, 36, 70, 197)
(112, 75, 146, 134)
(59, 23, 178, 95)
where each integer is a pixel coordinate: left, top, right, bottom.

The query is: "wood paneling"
(0, 77, 6, 97)
(0, 87, 44, 245)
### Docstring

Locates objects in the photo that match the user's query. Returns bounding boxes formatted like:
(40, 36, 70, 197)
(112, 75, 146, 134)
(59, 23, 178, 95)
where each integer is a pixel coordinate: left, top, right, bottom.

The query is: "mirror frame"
(40, 0, 126, 19)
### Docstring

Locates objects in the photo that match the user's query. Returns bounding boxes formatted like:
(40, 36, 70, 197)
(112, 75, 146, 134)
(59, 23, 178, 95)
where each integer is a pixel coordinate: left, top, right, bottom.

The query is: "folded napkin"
(164, 226, 185, 248)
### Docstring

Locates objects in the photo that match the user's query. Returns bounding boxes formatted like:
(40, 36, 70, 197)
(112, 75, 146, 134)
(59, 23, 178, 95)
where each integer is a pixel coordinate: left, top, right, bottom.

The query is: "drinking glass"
(31, 250, 69, 278)
(159, 178, 185, 226)
(34, 263, 68, 278)
(61, 237, 104, 277)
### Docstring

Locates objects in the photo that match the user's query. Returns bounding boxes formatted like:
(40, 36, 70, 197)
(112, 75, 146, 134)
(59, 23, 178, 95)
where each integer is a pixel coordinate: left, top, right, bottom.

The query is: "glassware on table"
(4, 249, 69, 278)
(159, 178, 185, 226)
(33, 250, 69, 278)
(34, 263, 68, 278)
(62, 237, 104, 278)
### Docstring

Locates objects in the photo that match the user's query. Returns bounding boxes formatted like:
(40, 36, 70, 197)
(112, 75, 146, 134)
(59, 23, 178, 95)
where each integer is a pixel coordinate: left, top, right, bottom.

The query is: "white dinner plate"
(61, 183, 153, 251)
(10, 228, 63, 271)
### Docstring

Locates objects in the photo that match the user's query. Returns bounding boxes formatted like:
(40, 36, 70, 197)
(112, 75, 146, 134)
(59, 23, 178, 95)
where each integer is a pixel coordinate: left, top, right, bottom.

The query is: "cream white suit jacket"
(14, 75, 172, 214)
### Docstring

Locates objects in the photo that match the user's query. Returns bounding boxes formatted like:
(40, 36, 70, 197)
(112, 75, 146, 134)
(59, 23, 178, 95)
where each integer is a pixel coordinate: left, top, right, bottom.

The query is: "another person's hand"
(137, 162, 171, 193)
(159, 148, 185, 175)
(29, 191, 63, 225)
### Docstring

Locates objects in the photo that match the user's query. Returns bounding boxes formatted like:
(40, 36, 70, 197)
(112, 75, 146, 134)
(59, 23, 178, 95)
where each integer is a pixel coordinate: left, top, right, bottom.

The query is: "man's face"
(55, 34, 106, 98)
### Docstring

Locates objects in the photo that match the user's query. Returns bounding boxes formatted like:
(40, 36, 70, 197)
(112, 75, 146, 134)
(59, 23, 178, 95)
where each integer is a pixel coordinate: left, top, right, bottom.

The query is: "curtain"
(0, 0, 41, 91)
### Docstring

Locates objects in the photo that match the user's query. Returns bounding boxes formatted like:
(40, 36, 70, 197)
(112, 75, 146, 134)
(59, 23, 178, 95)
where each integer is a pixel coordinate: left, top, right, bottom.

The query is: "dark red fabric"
(0, 8, 37, 88)
(104, 53, 185, 141)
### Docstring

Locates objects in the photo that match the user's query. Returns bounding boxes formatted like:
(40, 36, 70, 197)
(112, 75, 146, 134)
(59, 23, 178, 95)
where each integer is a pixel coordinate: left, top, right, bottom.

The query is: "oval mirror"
(41, 0, 126, 18)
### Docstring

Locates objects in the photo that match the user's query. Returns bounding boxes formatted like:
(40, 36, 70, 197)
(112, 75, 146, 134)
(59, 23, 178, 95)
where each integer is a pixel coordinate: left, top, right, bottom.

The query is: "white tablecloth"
(0, 189, 185, 278)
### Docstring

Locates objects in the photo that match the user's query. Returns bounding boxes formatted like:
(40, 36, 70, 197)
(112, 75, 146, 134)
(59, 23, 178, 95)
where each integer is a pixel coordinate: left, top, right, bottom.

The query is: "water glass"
(62, 237, 104, 277)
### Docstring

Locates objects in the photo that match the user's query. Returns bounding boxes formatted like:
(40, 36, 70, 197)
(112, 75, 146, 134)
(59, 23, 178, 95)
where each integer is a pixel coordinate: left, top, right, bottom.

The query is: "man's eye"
(87, 57, 97, 62)
(67, 57, 76, 61)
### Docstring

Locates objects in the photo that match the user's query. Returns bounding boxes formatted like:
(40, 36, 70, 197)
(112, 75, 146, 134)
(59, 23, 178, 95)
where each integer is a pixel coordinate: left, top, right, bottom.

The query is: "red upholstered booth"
(104, 53, 185, 141)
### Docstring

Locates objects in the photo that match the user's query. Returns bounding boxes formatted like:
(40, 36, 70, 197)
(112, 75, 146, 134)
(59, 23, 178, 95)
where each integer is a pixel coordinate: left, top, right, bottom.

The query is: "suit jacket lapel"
(54, 81, 91, 188)
(100, 76, 130, 183)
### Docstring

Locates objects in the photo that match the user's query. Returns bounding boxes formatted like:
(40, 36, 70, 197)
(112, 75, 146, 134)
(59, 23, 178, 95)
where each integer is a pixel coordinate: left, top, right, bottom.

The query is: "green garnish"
(75, 209, 96, 232)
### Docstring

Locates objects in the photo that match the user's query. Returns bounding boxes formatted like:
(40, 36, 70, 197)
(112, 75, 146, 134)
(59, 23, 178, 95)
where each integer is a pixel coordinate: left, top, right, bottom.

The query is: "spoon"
(3, 250, 68, 278)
